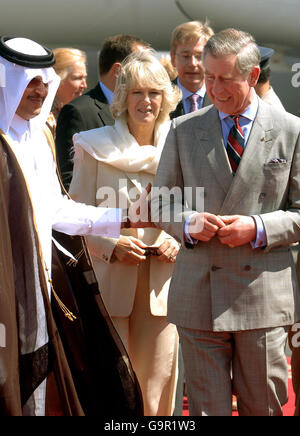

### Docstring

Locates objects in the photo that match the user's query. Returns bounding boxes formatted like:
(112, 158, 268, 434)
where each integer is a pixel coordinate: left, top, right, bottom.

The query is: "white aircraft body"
(0, 0, 299, 114)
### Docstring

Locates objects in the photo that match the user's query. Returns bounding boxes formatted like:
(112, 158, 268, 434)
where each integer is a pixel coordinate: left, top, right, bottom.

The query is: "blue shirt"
(218, 94, 266, 248)
(99, 81, 115, 105)
(219, 94, 258, 148)
(176, 78, 206, 113)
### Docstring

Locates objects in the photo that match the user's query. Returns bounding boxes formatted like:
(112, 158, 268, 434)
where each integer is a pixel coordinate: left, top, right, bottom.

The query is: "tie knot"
(232, 115, 241, 127)
(190, 93, 199, 103)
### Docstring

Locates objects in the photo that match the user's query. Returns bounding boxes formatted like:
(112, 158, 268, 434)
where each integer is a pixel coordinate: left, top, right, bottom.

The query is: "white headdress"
(0, 36, 60, 133)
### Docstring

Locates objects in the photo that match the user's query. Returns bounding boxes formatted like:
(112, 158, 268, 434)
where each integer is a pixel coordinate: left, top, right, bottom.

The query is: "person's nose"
(81, 78, 87, 90)
(186, 55, 200, 68)
(143, 92, 151, 103)
(35, 81, 48, 96)
(190, 55, 198, 67)
(212, 78, 224, 95)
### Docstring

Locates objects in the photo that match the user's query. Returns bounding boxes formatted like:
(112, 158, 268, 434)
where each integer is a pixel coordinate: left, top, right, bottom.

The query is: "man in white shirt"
(0, 35, 149, 415)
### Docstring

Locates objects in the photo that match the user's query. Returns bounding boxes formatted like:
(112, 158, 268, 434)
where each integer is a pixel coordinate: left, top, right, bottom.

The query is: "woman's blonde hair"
(111, 49, 181, 123)
(52, 47, 87, 80)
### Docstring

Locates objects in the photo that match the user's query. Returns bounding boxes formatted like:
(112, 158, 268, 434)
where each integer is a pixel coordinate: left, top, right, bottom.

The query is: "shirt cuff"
(184, 213, 198, 245)
(89, 207, 122, 238)
(251, 215, 267, 248)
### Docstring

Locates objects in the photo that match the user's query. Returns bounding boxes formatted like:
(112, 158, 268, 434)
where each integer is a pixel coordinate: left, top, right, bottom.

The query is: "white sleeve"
(52, 194, 122, 238)
(48, 151, 121, 238)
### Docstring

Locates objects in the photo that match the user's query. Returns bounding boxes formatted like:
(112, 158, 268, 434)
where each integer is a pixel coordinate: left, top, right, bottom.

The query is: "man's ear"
(111, 62, 122, 78)
(249, 65, 260, 87)
(170, 51, 176, 68)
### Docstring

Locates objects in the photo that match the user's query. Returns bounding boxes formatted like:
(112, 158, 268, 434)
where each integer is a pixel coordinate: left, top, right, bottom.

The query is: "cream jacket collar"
(73, 117, 171, 175)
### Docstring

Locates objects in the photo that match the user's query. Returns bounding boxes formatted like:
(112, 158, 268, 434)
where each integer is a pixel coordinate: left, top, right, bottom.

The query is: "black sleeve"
(55, 104, 86, 191)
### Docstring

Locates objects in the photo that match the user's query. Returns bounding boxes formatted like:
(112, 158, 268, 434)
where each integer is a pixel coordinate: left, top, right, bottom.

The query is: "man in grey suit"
(152, 28, 300, 416)
(55, 34, 149, 189)
(169, 20, 214, 415)
(169, 21, 214, 119)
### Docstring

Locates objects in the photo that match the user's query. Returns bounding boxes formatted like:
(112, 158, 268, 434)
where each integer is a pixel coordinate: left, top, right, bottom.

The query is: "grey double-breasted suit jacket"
(152, 99, 300, 332)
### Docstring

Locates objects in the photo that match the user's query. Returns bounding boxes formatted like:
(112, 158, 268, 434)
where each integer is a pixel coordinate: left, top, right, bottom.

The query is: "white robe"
(0, 38, 123, 415)
(7, 114, 122, 415)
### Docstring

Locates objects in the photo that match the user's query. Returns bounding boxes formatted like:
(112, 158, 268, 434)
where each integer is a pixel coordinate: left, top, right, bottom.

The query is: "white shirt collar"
(9, 113, 31, 141)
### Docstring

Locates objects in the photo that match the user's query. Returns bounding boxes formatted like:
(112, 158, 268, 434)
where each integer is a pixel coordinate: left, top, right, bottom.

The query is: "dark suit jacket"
(55, 84, 114, 189)
(170, 79, 212, 119)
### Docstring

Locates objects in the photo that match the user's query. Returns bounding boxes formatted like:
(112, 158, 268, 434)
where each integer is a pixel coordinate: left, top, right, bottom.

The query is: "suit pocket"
(269, 246, 290, 253)
(263, 161, 291, 171)
(262, 161, 291, 196)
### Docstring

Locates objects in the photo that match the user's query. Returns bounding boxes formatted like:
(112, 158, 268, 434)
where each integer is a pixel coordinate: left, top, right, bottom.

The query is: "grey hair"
(110, 49, 181, 123)
(202, 28, 261, 76)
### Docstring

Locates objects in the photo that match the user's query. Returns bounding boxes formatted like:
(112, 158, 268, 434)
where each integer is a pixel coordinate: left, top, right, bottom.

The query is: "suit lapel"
(125, 172, 142, 193)
(203, 93, 212, 108)
(219, 102, 274, 214)
(170, 101, 184, 119)
(194, 107, 233, 195)
(91, 84, 114, 125)
(94, 100, 114, 126)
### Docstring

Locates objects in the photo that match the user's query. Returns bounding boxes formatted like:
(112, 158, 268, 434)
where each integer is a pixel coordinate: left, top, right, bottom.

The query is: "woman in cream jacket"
(69, 50, 182, 416)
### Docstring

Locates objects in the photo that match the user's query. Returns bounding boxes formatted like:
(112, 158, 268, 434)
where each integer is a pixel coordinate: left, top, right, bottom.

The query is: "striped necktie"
(188, 94, 199, 112)
(227, 115, 245, 174)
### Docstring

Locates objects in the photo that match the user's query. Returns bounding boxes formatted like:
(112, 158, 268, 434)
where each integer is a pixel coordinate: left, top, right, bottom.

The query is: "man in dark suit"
(55, 34, 150, 189)
(169, 21, 214, 119)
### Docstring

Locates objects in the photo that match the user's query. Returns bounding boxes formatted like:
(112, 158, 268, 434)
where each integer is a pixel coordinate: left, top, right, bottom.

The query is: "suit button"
(244, 265, 252, 271)
(102, 254, 108, 261)
(211, 265, 221, 271)
(258, 192, 266, 202)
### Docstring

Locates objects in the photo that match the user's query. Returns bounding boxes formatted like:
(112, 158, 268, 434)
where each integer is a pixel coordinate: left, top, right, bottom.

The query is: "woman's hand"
(112, 236, 147, 265)
(156, 238, 180, 264)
